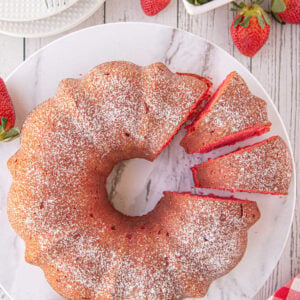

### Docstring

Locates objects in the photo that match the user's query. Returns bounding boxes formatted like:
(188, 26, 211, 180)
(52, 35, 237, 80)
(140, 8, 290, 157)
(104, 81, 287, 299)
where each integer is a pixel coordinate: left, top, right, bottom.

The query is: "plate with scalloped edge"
(0, 0, 79, 22)
(0, 0, 104, 38)
(0, 23, 295, 300)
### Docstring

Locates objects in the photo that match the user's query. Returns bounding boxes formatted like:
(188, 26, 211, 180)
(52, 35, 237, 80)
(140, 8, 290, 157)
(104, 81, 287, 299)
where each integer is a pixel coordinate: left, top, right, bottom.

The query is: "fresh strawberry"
(230, 0, 271, 57)
(140, 0, 171, 16)
(271, 0, 300, 24)
(0, 78, 20, 142)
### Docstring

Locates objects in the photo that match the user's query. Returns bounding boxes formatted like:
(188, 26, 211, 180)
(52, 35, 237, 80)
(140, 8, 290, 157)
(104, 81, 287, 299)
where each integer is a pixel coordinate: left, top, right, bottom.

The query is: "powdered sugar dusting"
(7, 61, 219, 299)
(204, 74, 268, 132)
(194, 136, 293, 194)
(181, 72, 271, 153)
(39, 192, 259, 299)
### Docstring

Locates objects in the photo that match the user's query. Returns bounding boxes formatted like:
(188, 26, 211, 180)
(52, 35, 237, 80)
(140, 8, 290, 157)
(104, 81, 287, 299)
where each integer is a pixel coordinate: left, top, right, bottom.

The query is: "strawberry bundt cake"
(181, 71, 272, 153)
(6, 61, 262, 299)
(192, 136, 293, 195)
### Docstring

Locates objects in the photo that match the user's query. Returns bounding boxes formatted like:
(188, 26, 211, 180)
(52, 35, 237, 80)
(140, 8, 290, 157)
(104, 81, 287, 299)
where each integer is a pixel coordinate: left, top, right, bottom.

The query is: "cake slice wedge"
(180, 71, 272, 154)
(192, 136, 293, 195)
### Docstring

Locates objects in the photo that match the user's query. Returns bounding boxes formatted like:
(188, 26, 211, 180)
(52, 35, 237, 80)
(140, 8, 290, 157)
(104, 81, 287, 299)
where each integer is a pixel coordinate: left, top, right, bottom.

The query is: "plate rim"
(0, 0, 80, 22)
(4, 22, 297, 298)
(0, 0, 105, 38)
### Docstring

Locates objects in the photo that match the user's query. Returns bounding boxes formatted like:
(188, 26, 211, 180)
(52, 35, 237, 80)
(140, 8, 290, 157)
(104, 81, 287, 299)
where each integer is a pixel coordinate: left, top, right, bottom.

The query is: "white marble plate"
(0, 23, 296, 300)
(0, 0, 79, 22)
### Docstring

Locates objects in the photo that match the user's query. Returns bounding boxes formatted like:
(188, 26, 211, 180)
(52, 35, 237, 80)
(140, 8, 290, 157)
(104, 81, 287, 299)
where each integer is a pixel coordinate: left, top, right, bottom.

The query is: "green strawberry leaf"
(271, 11, 286, 24)
(257, 13, 265, 29)
(0, 117, 8, 133)
(0, 117, 20, 142)
(231, 1, 241, 8)
(231, 1, 246, 8)
(241, 15, 251, 28)
(0, 127, 20, 142)
(234, 15, 243, 28)
(271, 0, 286, 13)
(261, 9, 272, 25)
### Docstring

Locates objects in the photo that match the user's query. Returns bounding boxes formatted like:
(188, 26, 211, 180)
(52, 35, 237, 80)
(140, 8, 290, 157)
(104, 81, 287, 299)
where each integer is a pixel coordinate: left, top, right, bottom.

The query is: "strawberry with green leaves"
(231, 0, 271, 57)
(0, 78, 20, 142)
(271, 0, 300, 24)
(140, 0, 171, 16)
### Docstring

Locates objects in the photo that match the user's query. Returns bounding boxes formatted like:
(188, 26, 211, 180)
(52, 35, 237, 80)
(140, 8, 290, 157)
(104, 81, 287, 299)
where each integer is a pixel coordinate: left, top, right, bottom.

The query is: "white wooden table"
(0, 1, 299, 299)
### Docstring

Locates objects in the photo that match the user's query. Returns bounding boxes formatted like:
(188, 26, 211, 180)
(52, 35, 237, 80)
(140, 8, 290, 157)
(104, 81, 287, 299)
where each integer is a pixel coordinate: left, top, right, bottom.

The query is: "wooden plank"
(0, 35, 23, 78)
(25, 7, 105, 58)
(105, 0, 177, 26)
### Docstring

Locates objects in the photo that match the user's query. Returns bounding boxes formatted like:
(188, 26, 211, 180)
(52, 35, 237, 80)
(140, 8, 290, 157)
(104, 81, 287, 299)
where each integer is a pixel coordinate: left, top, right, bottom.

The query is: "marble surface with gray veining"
(0, 23, 296, 300)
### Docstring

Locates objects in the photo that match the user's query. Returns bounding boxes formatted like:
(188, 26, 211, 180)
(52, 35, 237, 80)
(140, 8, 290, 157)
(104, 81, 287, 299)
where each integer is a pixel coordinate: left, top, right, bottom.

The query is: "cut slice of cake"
(180, 71, 272, 154)
(192, 136, 293, 195)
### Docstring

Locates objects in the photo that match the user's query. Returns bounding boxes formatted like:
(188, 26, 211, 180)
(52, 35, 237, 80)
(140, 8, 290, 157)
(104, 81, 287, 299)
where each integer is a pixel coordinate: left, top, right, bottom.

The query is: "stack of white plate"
(0, 0, 105, 38)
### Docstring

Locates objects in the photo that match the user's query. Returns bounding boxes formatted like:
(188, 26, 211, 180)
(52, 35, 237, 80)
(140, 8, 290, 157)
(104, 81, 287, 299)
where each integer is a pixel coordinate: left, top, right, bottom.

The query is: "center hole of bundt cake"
(106, 130, 213, 217)
(106, 158, 158, 216)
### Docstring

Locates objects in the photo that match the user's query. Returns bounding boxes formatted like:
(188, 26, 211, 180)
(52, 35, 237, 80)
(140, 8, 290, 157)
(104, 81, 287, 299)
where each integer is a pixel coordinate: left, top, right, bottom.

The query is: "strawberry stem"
(0, 117, 8, 134)
(231, 1, 271, 29)
(0, 117, 20, 142)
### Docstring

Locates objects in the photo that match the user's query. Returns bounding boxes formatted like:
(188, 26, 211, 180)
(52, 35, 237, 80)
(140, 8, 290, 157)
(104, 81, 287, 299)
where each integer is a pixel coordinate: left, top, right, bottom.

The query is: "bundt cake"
(6, 61, 245, 299)
(192, 136, 293, 195)
(180, 71, 272, 153)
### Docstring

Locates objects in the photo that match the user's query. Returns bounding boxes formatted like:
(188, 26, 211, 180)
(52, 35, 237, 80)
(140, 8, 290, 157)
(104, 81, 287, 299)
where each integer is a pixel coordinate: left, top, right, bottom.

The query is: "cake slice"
(151, 191, 260, 297)
(180, 71, 272, 154)
(192, 136, 293, 195)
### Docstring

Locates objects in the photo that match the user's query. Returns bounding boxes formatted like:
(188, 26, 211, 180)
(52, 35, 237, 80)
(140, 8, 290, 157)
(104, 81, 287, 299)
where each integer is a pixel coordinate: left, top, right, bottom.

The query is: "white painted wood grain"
(105, 0, 177, 26)
(0, 1, 299, 299)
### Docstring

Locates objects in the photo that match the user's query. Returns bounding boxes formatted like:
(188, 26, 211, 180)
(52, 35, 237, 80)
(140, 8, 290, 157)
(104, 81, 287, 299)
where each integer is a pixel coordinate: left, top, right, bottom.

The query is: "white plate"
(0, 23, 296, 300)
(0, 0, 79, 22)
(0, 0, 104, 38)
(182, 0, 232, 15)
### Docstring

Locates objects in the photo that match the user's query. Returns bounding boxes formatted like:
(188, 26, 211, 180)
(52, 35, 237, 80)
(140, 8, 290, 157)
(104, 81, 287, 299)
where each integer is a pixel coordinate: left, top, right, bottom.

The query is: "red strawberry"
(272, 0, 300, 24)
(140, 0, 171, 16)
(231, 1, 271, 57)
(0, 78, 20, 142)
